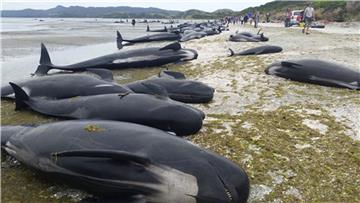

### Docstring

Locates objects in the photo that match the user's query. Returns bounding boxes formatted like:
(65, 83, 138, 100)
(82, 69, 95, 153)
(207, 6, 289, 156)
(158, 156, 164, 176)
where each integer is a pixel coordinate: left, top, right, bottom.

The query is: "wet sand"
(1, 19, 360, 202)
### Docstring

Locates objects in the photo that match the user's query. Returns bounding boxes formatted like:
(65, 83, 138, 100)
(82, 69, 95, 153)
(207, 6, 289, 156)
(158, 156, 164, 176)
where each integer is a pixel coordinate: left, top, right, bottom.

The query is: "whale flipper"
(9, 82, 30, 110)
(309, 75, 360, 90)
(281, 61, 302, 68)
(53, 149, 151, 166)
(85, 68, 114, 82)
(159, 70, 186, 79)
(159, 42, 181, 51)
(141, 82, 168, 98)
(79, 196, 146, 203)
(187, 194, 229, 203)
(44, 151, 158, 196)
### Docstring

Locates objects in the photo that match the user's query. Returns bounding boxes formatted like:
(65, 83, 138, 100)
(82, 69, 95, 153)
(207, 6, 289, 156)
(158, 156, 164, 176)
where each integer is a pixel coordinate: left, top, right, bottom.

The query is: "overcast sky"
(1, 0, 273, 12)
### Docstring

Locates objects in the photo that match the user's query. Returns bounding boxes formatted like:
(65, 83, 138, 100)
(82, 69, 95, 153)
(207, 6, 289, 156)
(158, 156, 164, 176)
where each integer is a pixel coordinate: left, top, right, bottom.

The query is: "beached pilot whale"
(126, 70, 215, 103)
(34, 42, 198, 75)
(146, 25, 168, 32)
(229, 30, 269, 42)
(2, 69, 212, 104)
(265, 59, 360, 90)
(117, 31, 180, 49)
(9, 82, 204, 136)
(228, 45, 283, 56)
(2, 120, 250, 203)
(180, 31, 207, 42)
(1, 69, 131, 99)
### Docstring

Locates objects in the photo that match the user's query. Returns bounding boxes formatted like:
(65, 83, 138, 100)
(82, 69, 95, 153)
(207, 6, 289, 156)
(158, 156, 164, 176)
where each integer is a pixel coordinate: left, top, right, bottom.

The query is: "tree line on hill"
(2, 1, 359, 22)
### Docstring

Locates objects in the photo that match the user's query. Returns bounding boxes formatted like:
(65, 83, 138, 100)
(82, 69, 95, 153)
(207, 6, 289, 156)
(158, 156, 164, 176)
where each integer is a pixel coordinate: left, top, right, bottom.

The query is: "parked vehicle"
(289, 10, 303, 26)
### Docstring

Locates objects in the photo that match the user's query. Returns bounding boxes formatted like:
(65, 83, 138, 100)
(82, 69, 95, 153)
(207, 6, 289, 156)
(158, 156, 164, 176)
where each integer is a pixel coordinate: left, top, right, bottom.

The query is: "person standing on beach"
(266, 12, 270, 23)
(244, 14, 249, 25)
(284, 8, 291, 27)
(248, 11, 253, 25)
(131, 19, 136, 26)
(240, 15, 244, 26)
(254, 11, 260, 28)
(302, 3, 315, 34)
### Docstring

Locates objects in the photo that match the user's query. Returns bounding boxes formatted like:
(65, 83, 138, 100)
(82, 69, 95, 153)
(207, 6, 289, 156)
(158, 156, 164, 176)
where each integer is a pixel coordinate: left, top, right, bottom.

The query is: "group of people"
(224, 11, 271, 28)
(285, 3, 315, 34)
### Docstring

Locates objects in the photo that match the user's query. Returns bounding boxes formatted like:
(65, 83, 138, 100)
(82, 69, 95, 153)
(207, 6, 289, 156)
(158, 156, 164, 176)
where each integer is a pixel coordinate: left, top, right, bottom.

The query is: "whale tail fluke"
(228, 48, 235, 56)
(9, 82, 30, 111)
(34, 43, 54, 76)
(116, 31, 123, 50)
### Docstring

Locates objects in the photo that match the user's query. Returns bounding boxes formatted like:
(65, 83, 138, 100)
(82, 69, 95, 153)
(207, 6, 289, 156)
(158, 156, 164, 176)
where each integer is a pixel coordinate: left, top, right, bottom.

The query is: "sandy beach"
(1, 19, 360, 202)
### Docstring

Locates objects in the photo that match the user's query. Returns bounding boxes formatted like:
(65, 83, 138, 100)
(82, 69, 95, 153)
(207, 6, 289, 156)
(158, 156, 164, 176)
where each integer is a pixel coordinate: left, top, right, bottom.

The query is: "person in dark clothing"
(284, 8, 291, 27)
(244, 15, 249, 24)
(266, 13, 270, 23)
(254, 11, 260, 28)
(131, 19, 136, 26)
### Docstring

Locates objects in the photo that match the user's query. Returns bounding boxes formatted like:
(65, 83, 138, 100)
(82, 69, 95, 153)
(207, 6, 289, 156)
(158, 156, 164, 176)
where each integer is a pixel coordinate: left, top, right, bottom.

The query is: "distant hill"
(1, 5, 241, 19)
(1, 5, 181, 18)
(239, 1, 360, 22)
(4, 2, 358, 21)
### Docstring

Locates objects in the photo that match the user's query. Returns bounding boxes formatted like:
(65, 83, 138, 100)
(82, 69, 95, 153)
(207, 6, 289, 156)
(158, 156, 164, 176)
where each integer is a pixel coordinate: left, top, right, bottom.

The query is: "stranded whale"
(229, 45, 283, 56)
(229, 31, 269, 42)
(34, 42, 198, 75)
(9, 82, 204, 136)
(126, 70, 214, 103)
(2, 70, 213, 104)
(116, 31, 180, 49)
(1, 70, 130, 99)
(265, 59, 360, 90)
(2, 120, 250, 203)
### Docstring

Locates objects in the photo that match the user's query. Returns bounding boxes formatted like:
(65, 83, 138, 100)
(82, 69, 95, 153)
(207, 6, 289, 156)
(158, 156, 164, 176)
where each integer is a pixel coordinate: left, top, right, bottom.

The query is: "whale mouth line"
(207, 160, 234, 202)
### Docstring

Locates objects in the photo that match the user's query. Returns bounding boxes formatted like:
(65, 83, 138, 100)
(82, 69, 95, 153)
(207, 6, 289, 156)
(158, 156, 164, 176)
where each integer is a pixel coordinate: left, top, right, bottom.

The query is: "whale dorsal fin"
(159, 42, 181, 51)
(228, 48, 235, 56)
(52, 149, 151, 166)
(141, 82, 168, 99)
(116, 31, 124, 50)
(9, 82, 30, 111)
(40, 43, 52, 65)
